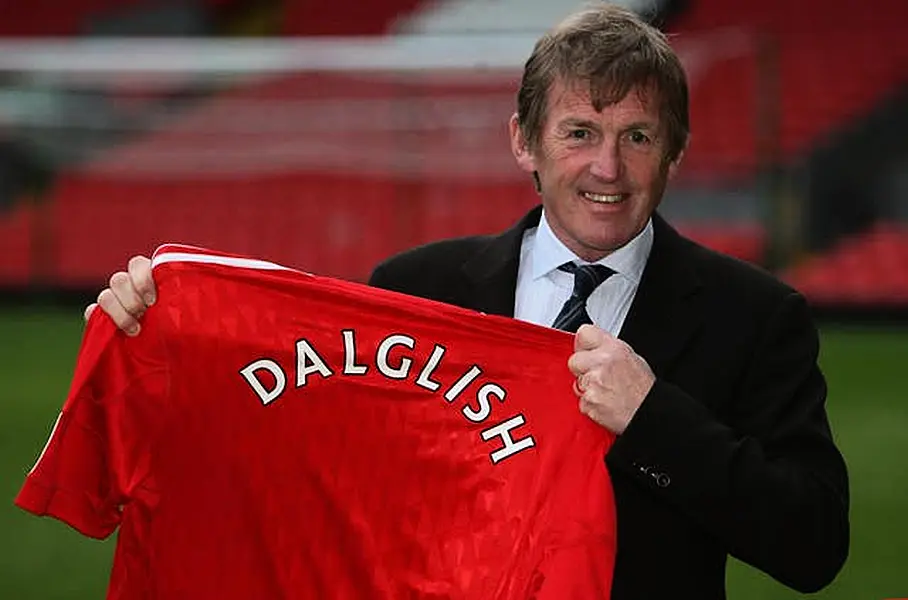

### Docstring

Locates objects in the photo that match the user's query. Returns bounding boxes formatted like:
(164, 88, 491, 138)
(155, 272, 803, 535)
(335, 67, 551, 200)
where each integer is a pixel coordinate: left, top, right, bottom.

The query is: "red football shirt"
(17, 244, 617, 600)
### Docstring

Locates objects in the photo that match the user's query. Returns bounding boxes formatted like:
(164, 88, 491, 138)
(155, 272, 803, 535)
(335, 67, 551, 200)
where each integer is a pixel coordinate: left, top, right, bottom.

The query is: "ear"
(666, 137, 688, 180)
(509, 113, 537, 174)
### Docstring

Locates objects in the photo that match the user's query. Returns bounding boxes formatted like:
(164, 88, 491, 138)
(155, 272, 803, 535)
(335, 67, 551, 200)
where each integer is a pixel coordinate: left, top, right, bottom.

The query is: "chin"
(588, 234, 632, 255)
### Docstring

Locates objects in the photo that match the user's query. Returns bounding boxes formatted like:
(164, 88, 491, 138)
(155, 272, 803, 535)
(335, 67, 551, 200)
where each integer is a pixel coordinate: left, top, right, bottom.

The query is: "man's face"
(509, 80, 683, 262)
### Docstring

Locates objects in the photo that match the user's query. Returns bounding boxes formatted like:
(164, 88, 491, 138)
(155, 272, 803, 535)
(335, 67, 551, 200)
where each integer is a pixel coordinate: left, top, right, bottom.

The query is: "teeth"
(582, 192, 624, 203)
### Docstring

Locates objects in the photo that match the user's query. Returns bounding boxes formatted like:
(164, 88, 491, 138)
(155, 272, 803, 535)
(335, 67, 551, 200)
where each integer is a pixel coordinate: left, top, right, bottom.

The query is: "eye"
(627, 130, 652, 145)
(568, 129, 591, 141)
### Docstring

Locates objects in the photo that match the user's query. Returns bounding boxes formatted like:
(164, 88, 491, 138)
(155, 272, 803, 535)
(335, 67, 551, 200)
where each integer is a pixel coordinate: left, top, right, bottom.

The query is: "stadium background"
(1, 0, 906, 598)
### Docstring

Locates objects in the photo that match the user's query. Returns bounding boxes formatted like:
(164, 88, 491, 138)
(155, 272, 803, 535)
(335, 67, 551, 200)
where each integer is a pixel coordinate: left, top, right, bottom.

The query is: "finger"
(109, 271, 147, 318)
(127, 255, 156, 306)
(83, 303, 97, 322)
(567, 349, 604, 376)
(97, 288, 141, 336)
(578, 370, 603, 393)
(574, 324, 609, 351)
(578, 396, 595, 419)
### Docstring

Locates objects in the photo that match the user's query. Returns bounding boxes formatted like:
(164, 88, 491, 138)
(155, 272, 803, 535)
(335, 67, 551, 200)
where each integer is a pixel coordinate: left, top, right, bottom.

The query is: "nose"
(589, 138, 622, 182)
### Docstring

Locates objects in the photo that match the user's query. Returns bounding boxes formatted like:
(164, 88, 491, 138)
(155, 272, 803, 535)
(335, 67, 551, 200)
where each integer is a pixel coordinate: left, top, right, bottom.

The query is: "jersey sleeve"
(15, 313, 169, 540)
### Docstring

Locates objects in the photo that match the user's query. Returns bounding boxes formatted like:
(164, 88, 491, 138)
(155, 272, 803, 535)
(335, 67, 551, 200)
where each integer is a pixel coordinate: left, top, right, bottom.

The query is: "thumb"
(575, 324, 607, 351)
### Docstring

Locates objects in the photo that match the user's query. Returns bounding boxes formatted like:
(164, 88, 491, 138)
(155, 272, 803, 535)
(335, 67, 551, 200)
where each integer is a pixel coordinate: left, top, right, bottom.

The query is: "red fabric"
(17, 243, 617, 600)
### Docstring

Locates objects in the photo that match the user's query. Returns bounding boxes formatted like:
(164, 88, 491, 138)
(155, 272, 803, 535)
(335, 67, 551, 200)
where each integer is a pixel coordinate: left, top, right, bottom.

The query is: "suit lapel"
(618, 213, 705, 377)
(460, 205, 543, 317)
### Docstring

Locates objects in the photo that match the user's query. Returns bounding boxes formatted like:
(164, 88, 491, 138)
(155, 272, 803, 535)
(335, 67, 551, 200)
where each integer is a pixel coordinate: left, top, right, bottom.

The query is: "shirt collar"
(530, 208, 653, 284)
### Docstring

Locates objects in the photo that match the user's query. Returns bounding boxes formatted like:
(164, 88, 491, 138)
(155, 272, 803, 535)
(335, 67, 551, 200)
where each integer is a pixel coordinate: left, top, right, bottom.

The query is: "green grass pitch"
(1, 307, 906, 599)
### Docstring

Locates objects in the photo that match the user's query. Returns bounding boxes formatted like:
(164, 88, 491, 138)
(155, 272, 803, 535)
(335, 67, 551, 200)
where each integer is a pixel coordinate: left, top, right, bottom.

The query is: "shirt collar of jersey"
(530, 208, 653, 284)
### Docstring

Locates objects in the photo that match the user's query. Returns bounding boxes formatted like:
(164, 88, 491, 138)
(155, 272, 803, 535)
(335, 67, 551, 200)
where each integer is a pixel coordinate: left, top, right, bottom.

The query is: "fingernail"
(145, 294, 156, 306)
(127, 324, 140, 336)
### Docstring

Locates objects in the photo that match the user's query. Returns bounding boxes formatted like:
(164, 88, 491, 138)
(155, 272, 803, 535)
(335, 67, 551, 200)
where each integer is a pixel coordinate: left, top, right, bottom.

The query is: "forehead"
(546, 78, 662, 124)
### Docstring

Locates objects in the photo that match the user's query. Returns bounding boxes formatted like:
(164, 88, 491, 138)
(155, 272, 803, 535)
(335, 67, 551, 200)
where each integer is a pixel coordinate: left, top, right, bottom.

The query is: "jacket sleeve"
(607, 291, 849, 593)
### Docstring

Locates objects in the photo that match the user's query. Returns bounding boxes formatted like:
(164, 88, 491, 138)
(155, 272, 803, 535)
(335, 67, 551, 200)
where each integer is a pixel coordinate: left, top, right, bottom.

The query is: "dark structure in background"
(805, 82, 908, 252)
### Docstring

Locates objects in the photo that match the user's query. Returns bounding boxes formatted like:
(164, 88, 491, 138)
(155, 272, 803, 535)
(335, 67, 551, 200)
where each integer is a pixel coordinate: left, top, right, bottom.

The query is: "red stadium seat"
(0, 202, 36, 285)
(783, 224, 908, 304)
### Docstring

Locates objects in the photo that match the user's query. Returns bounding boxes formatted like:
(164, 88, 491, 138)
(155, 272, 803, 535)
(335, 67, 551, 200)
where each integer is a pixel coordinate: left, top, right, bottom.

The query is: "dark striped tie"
(551, 262, 615, 332)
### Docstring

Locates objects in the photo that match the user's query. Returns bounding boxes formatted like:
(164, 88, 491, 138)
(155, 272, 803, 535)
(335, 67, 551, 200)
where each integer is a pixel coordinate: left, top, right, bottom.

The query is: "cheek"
(629, 158, 669, 194)
(543, 141, 574, 161)
(541, 151, 588, 184)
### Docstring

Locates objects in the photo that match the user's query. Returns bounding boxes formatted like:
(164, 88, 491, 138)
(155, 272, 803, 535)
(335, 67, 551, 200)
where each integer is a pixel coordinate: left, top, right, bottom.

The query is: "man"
(85, 4, 849, 598)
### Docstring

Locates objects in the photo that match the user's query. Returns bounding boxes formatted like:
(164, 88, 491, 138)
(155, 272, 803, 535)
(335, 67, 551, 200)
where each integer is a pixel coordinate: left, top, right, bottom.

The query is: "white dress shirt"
(514, 209, 653, 336)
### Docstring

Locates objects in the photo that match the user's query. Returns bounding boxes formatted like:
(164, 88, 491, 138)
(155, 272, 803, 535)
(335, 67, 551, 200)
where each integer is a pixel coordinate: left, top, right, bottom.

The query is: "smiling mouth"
(581, 191, 626, 204)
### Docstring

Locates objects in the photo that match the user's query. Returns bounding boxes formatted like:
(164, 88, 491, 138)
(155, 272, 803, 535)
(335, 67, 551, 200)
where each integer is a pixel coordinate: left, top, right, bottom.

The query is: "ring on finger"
(574, 373, 589, 395)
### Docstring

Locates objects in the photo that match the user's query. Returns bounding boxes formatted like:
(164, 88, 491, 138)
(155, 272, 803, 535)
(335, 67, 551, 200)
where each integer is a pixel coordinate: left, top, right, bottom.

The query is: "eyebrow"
(556, 118, 659, 131)
(622, 121, 659, 132)
(557, 118, 600, 130)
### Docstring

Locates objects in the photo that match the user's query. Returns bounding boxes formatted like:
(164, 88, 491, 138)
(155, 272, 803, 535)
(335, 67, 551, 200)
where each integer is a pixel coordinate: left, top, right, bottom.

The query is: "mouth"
(580, 191, 627, 204)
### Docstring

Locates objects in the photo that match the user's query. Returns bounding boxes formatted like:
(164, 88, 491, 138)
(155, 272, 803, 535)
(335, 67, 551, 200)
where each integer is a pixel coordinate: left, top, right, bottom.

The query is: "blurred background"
(0, 0, 906, 598)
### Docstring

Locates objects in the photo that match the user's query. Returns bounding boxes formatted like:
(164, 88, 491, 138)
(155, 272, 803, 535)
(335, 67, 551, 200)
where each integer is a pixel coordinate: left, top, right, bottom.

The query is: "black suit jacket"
(369, 206, 849, 599)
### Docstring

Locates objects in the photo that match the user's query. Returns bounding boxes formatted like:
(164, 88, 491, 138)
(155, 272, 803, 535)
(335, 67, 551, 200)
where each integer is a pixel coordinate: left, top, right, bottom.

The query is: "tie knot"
(559, 262, 614, 300)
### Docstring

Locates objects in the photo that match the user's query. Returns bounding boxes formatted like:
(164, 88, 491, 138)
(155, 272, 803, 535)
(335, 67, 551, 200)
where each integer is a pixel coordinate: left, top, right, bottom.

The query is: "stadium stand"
(0, 0, 906, 312)
(782, 222, 908, 306)
(0, 0, 234, 36)
(283, 0, 426, 35)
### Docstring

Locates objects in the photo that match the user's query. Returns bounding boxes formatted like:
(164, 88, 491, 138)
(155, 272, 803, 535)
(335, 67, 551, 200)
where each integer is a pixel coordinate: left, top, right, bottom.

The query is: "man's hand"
(84, 255, 156, 336)
(567, 324, 655, 434)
